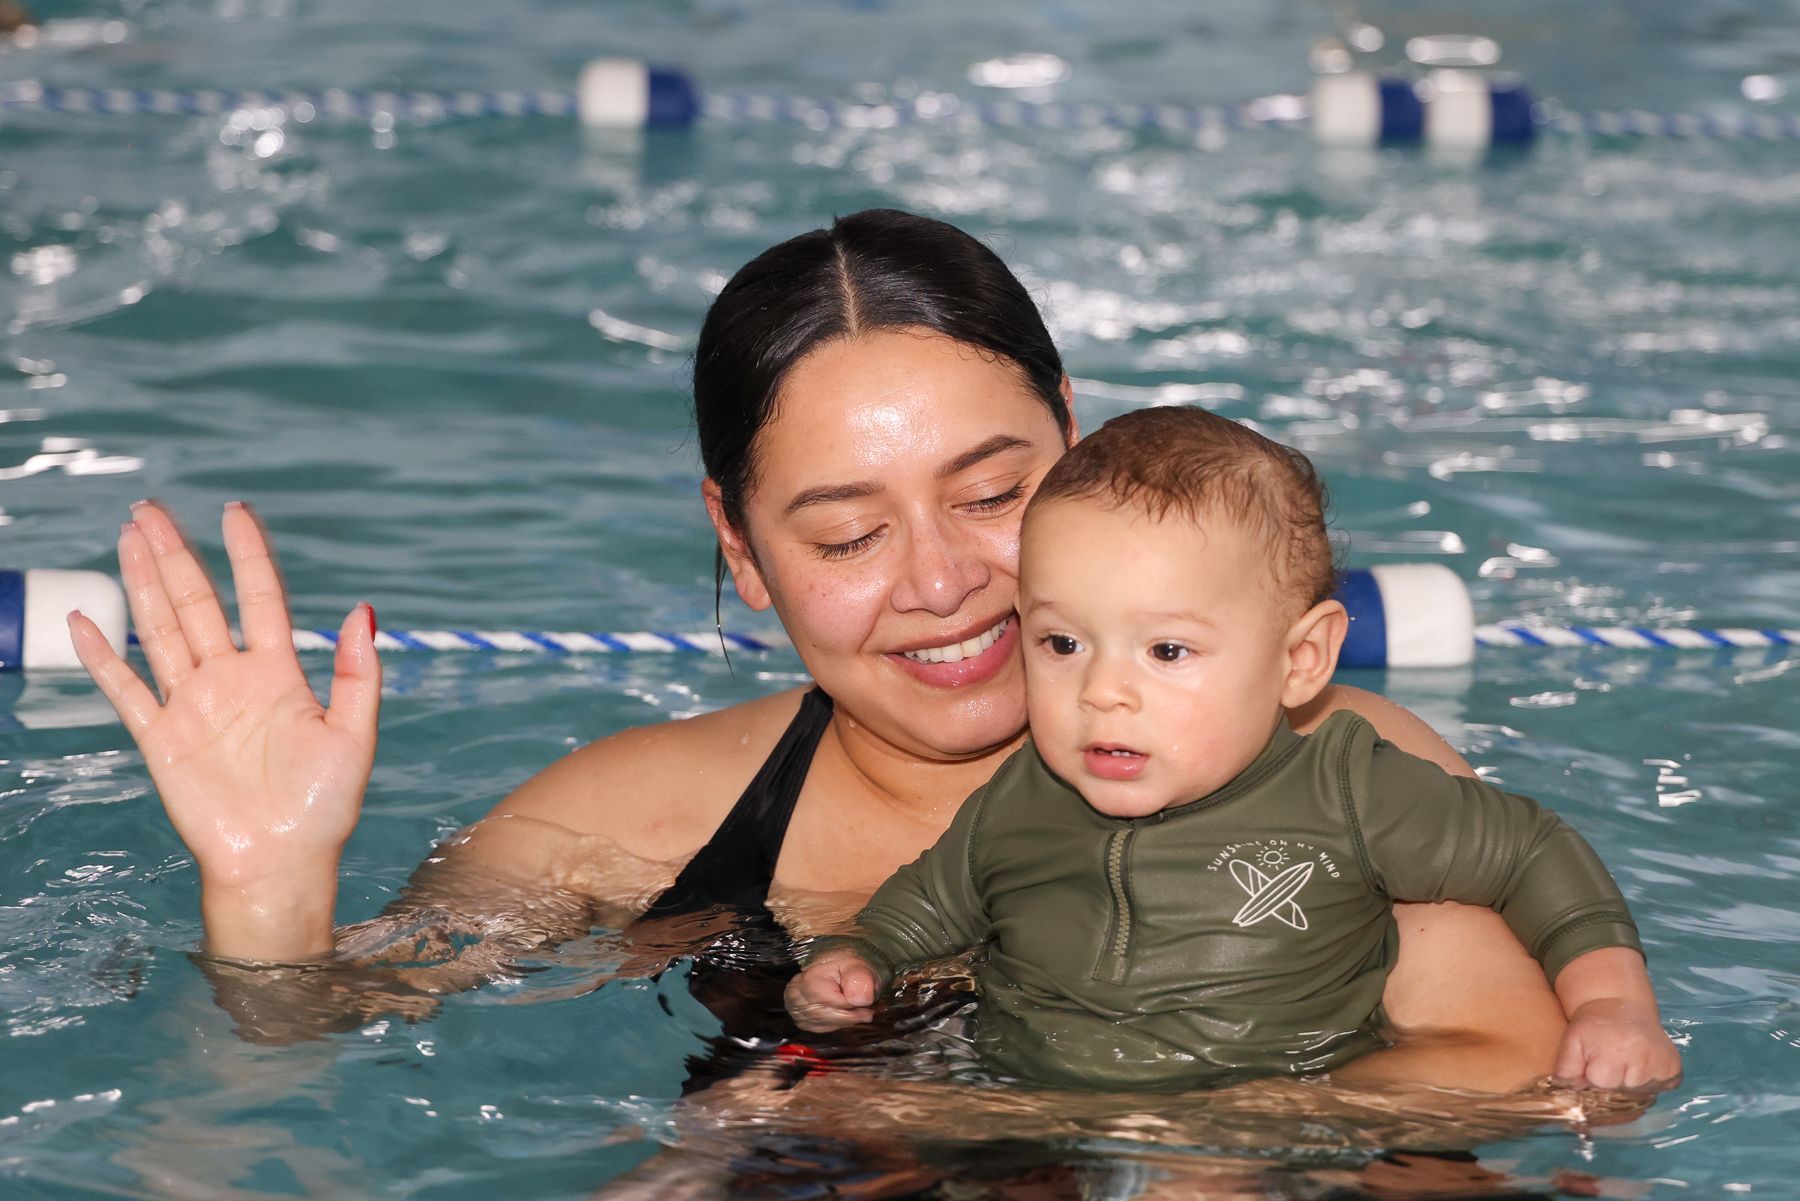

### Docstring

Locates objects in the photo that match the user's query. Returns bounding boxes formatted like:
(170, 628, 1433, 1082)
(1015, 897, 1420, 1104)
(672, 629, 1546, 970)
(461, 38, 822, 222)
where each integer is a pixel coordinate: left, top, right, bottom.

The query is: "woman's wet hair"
(694, 208, 1070, 540)
(1027, 405, 1340, 615)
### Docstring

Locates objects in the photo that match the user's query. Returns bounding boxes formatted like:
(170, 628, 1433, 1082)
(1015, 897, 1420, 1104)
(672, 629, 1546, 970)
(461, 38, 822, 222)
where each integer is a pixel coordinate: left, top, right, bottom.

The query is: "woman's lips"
(886, 616, 1018, 689)
(1084, 745, 1148, 780)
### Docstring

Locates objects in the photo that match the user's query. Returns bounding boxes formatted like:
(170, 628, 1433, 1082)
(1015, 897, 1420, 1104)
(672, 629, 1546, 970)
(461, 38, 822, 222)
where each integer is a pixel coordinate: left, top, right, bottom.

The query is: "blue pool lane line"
(4, 65, 1799, 145)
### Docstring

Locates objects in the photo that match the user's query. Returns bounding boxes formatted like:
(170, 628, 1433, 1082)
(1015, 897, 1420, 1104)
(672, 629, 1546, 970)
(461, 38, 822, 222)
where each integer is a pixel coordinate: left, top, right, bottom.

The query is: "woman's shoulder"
(490, 686, 815, 860)
(1289, 683, 1472, 777)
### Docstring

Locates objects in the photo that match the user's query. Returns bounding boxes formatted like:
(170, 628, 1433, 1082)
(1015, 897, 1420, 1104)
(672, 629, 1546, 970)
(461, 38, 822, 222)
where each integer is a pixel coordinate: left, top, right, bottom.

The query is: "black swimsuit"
(632, 688, 835, 1090)
(643, 687, 834, 918)
(633, 687, 961, 1090)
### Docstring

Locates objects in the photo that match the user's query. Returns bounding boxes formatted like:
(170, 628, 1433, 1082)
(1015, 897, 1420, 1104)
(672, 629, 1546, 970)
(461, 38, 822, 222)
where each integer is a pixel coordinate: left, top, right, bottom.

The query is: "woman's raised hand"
(69, 501, 381, 962)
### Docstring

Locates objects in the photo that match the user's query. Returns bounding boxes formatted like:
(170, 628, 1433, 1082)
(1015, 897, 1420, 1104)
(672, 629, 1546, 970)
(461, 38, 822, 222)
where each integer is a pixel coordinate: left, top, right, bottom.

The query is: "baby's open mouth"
(1084, 744, 1149, 780)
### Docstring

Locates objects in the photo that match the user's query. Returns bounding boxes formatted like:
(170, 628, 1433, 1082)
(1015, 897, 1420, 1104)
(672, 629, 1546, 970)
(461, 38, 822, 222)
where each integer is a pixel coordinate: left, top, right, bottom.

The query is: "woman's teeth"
(900, 618, 1008, 665)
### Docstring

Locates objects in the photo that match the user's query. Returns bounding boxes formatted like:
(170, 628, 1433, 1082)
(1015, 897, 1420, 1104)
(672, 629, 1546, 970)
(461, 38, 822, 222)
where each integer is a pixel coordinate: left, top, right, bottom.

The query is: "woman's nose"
(890, 515, 991, 618)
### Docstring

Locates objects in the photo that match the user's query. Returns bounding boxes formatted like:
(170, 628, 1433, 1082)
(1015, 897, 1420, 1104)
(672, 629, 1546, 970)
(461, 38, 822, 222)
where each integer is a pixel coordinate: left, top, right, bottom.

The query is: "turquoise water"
(4, 0, 1800, 1196)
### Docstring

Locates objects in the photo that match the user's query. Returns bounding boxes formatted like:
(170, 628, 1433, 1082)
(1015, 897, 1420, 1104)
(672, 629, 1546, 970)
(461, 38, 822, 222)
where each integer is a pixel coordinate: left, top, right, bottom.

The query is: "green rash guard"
(831, 710, 1641, 1091)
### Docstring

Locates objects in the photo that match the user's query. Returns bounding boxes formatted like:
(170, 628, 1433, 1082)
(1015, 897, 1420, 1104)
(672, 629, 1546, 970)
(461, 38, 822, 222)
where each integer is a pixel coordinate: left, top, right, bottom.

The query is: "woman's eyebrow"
(936, 434, 1035, 479)
(784, 481, 880, 516)
(782, 435, 1038, 517)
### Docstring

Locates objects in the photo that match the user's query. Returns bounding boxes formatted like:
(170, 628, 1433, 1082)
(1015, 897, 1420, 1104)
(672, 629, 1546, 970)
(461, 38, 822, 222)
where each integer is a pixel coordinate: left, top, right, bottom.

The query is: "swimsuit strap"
(644, 687, 834, 916)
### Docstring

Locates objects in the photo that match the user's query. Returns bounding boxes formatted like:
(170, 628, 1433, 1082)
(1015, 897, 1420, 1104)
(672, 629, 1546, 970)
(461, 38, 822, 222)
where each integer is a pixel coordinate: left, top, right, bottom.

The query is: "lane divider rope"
(1473, 625, 1797, 651)
(114, 625, 1798, 657)
(3, 80, 1797, 142)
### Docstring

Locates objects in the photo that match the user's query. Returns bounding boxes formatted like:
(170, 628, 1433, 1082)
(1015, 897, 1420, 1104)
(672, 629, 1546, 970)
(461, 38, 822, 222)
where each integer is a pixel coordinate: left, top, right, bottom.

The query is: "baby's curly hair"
(1027, 405, 1338, 615)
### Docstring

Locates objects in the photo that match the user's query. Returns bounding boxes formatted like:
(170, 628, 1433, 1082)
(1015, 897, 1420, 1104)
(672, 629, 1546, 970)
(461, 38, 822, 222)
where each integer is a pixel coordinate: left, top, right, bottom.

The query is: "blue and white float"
(0, 569, 127, 672)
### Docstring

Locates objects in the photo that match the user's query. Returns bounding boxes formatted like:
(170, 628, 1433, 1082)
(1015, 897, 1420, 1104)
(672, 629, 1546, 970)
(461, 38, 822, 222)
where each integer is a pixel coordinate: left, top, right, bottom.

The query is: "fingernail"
(129, 499, 150, 512)
(120, 521, 137, 537)
(225, 499, 246, 511)
(365, 604, 377, 639)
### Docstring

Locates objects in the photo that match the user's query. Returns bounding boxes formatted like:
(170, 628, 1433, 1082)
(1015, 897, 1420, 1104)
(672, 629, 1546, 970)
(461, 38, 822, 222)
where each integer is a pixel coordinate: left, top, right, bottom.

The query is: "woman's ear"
(1059, 375, 1080, 446)
(702, 480, 772, 612)
(1280, 599, 1348, 710)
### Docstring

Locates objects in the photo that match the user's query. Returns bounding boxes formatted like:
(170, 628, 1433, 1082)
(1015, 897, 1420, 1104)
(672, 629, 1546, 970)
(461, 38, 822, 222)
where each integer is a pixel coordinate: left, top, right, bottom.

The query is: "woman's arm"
(197, 688, 813, 1041)
(1294, 683, 1568, 1093)
(75, 502, 801, 1039)
(1331, 901, 1566, 1091)
(196, 813, 629, 1043)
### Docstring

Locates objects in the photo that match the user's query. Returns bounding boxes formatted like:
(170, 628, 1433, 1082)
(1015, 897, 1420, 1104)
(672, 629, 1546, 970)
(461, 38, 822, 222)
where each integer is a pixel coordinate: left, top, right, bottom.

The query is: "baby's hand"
(784, 949, 881, 1032)
(1553, 999, 1682, 1091)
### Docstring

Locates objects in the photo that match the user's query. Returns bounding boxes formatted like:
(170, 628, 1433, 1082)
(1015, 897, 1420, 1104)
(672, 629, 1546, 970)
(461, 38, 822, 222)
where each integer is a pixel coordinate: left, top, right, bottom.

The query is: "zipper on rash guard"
(1095, 826, 1137, 984)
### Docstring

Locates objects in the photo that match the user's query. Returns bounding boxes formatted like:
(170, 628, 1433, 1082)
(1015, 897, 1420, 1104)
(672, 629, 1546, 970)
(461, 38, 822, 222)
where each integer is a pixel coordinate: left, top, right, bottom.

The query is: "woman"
(71, 209, 1566, 1092)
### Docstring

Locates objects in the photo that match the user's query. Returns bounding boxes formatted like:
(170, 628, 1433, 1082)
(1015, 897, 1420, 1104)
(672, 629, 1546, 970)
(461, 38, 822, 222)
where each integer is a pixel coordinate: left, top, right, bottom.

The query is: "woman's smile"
(886, 614, 1019, 688)
(894, 615, 1011, 664)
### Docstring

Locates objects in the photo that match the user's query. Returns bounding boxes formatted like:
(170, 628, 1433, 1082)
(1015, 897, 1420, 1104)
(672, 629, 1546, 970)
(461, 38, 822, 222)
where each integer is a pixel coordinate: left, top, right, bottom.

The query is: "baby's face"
(1019, 498, 1297, 819)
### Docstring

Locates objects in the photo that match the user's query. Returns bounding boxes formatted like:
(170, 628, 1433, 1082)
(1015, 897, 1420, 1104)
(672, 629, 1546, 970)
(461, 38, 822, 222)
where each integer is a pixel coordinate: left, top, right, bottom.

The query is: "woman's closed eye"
(959, 481, 1027, 513)
(812, 481, 1025, 560)
(814, 528, 883, 560)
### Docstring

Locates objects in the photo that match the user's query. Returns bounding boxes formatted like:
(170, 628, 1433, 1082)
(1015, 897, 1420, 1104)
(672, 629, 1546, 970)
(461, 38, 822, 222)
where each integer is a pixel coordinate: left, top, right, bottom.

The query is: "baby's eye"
(1044, 634, 1083, 656)
(1150, 642, 1190, 662)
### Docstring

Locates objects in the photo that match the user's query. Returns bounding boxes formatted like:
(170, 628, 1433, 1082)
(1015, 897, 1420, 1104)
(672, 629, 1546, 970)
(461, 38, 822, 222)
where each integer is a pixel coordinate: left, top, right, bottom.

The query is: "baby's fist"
(784, 949, 880, 1033)
(1554, 999, 1682, 1091)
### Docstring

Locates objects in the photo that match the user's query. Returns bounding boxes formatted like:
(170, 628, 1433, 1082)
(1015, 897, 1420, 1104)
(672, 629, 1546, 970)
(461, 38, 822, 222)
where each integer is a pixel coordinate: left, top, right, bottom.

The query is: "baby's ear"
(1280, 599, 1348, 709)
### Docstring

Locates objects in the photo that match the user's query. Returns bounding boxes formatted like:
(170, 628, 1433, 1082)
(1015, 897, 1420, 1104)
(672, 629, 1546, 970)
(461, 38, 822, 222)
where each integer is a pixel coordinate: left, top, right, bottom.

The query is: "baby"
(787, 405, 1679, 1091)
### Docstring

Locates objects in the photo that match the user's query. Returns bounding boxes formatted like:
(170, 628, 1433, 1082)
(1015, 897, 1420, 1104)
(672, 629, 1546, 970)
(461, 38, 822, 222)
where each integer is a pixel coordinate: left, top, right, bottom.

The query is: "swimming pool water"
(2, 0, 1798, 1196)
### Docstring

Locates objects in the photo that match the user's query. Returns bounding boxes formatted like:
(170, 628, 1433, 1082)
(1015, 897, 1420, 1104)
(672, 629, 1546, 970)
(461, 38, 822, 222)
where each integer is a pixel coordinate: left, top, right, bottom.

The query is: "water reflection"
(147, 816, 1669, 1199)
(610, 1056, 1655, 1200)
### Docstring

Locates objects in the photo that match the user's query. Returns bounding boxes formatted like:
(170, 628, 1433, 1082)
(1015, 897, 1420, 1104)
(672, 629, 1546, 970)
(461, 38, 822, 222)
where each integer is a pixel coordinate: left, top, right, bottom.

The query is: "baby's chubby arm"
(1552, 946, 1681, 1090)
(1347, 717, 1679, 1090)
(785, 774, 996, 1031)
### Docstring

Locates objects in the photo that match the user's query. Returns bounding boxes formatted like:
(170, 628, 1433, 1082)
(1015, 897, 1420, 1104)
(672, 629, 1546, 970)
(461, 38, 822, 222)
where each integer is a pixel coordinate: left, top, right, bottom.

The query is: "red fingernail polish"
(366, 605, 377, 639)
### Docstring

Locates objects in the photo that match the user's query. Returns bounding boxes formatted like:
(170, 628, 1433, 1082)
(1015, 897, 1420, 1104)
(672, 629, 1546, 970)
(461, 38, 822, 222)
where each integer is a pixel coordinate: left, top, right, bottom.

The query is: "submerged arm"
(196, 812, 652, 1043)
(197, 699, 799, 1043)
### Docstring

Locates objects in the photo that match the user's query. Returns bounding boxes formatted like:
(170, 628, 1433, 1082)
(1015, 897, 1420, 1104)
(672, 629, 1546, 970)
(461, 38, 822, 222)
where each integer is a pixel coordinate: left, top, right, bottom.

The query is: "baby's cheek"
(1026, 691, 1080, 765)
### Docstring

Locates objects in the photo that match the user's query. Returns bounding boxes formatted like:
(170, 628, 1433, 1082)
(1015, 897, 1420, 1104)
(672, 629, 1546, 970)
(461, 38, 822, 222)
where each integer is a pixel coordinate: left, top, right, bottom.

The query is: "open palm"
(70, 501, 381, 952)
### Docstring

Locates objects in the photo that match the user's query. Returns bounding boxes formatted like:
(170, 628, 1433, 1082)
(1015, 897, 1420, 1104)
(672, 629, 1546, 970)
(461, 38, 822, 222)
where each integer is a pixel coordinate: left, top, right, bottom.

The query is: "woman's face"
(710, 329, 1070, 762)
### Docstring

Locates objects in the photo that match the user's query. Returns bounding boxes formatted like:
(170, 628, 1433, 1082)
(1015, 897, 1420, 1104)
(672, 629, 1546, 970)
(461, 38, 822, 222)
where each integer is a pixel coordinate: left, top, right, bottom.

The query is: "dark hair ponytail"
(694, 209, 1069, 537)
